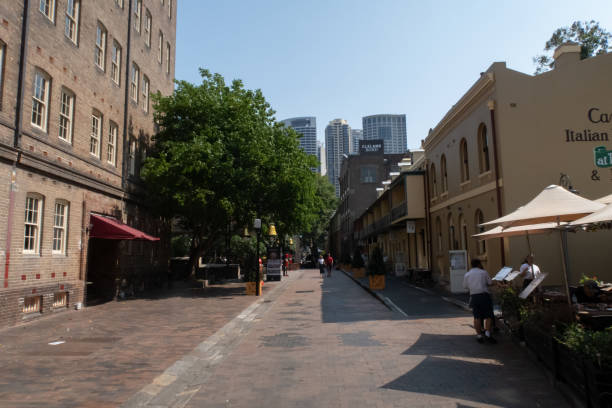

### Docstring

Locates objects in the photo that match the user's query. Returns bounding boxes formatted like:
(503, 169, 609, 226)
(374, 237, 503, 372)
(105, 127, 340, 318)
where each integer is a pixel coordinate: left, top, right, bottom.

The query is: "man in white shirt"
(520, 254, 541, 290)
(463, 259, 497, 344)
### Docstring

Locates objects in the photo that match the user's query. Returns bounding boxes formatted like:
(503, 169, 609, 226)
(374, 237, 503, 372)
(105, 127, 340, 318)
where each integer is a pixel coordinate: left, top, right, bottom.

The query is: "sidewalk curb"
(338, 268, 392, 311)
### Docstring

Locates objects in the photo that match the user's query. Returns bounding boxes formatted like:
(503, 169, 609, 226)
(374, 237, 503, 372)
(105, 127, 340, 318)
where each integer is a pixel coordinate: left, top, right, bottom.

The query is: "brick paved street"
(0, 280, 280, 408)
(0, 270, 570, 408)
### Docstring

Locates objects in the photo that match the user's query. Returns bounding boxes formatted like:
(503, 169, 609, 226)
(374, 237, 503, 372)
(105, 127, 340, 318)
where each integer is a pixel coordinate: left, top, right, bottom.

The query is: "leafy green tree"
(300, 175, 338, 262)
(534, 20, 611, 74)
(142, 69, 320, 275)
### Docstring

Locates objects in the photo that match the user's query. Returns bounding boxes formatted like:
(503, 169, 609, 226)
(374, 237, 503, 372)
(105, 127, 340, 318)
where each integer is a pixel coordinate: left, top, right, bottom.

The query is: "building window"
(478, 124, 490, 173)
(167, 0, 172, 19)
(440, 154, 448, 192)
(430, 163, 437, 197)
(165, 42, 170, 74)
(24, 194, 43, 253)
(31, 70, 50, 131)
(142, 75, 150, 113)
(157, 32, 163, 64)
(134, 0, 141, 33)
(23, 296, 42, 314)
(53, 292, 68, 308)
(435, 217, 442, 253)
(52, 200, 68, 254)
(475, 209, 486, 254)
(107, 122, 118, 165)
(111, 42, 121, 85)
(115, 0, 123, 8)
(90, 111, 102, 157)
(447, 213, 456, 251)
(130, 63, 139, 102)
(94, 24, 106, 70)
(459, 214, 468, 251)
(459, 138, 470, 182)
(360, 166, 376, 183)
(64, 0, 79, 44)
(58, 89, 74, 143)
(128, 139, 136, 176)
(0, 41, 6, 110)
(39, 0, 55, 22)
(144, 10, 151, 47)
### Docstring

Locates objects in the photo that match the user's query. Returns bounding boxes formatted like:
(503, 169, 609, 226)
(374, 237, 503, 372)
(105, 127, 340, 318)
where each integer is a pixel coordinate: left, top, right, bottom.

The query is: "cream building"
(424, 44, 612, 287)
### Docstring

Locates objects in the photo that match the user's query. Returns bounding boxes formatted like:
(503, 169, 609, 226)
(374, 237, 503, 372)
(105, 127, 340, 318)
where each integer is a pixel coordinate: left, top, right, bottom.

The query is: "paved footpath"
(130, 269, 568, 408)
(0, 280, 280, 408)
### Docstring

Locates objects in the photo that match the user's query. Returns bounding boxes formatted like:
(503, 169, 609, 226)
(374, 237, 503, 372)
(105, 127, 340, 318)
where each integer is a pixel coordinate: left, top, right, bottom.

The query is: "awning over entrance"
(89, 214, 160, 241)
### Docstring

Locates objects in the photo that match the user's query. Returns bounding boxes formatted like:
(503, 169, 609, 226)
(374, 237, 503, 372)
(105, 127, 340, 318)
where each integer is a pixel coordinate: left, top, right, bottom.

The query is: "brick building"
(0, 0, 176, 328)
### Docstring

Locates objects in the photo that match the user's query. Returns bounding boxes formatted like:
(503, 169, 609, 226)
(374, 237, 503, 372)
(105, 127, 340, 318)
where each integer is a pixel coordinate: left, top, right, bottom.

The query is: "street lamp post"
(254, 218, 262, 295)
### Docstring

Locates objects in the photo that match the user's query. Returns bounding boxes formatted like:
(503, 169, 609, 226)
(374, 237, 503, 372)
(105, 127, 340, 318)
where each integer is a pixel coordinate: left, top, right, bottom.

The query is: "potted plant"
(367, 246, 386, 290)
(351, 247, 366, 278)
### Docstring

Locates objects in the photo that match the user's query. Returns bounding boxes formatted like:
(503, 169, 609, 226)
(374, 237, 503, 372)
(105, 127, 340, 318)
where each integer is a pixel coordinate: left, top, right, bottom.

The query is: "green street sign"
(594, 146, 612, 168)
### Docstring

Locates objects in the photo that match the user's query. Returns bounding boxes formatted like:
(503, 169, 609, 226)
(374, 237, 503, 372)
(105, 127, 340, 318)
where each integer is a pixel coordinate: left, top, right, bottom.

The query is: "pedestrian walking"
(325, 253, 334, 277)
(463, 259, 497, 344)
(318, 254, 326, 278)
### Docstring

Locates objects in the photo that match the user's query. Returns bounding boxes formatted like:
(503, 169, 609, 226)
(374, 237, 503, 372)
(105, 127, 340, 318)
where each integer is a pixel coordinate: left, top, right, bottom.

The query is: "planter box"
(556, 343, 589, 405)
(523, 324, 556, 371)
(369, 275, 385, 290)
(352, 268, 365, 279)
(245, 281, 264, 296)
(584, 360, 612, 408)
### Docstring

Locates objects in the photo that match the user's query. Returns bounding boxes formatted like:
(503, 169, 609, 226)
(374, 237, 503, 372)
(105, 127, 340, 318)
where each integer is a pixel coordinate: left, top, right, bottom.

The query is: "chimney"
(553, 42, 581, 69)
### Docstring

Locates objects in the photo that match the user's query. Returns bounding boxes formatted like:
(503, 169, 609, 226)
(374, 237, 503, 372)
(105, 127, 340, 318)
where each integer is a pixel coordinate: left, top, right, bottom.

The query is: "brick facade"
(0, 0, 176, 329)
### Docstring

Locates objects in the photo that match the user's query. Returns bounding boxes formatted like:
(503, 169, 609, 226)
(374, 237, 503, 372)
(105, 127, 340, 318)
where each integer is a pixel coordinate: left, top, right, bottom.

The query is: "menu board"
(492, 267, 512, 281)
(519, 272, 548, 299)
(504, 270, 522, 282)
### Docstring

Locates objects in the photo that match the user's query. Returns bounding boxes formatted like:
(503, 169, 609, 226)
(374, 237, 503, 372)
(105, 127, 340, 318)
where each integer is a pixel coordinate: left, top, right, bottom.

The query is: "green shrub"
(351, 247, 364, 268)
(557, 323, 612, 368)
(367, 246, 386, 276)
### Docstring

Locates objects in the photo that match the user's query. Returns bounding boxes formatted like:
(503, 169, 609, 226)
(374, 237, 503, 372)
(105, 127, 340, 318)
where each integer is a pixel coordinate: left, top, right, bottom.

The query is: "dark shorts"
(319, 265, 326, 274)
(470, 293, 494, 319)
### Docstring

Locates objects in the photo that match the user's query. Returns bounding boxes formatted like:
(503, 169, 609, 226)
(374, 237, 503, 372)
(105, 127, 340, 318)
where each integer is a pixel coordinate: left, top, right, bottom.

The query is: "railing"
(391, 202, 407, 221)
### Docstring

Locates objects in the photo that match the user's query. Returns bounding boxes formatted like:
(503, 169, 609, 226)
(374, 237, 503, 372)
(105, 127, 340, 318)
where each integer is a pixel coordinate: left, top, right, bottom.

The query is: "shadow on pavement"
(402, 333, 501, 359)
(382, 355, 525, 407)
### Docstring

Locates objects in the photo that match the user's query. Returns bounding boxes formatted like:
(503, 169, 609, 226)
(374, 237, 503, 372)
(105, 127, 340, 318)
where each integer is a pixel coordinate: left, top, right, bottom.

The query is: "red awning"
(89, 214, 160, 241)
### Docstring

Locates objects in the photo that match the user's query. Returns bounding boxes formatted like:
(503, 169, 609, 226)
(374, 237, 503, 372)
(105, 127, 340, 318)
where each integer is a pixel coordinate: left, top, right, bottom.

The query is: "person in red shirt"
(325, 253, 334, 277)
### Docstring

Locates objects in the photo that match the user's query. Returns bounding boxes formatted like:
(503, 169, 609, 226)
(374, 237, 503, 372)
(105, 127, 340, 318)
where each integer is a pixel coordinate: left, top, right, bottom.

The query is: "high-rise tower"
(325, 119, 352, 196)
(362, 114, 407, 154)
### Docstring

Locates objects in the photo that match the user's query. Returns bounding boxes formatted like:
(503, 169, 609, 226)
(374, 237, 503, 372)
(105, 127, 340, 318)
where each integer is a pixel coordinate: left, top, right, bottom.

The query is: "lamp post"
(254, 218, 262, 295)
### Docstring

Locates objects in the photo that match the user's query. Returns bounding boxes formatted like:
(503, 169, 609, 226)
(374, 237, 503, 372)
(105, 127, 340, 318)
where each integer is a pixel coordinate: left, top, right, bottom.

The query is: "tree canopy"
(142, 69, 334, 269)
(533, 20, 611, 74)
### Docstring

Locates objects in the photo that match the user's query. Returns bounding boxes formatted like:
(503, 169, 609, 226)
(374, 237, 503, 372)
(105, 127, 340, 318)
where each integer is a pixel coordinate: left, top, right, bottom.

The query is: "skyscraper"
(351, 129, 363, 155)
(325, 119, 352, 196)
(362, 114, 407, 154)
(317, 141, 327, 176)
(280, 117, 317, 157)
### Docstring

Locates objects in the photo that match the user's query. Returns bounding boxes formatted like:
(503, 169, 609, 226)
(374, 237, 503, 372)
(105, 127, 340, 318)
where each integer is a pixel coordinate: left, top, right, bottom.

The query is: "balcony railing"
(391, 202, 407, 221)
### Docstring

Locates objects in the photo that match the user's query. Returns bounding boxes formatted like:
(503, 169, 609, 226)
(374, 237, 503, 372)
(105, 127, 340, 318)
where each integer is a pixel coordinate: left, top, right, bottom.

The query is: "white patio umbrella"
(569, 202, 612, 226)
(595, 193, 612, 205)
(473, 222, 566, 253)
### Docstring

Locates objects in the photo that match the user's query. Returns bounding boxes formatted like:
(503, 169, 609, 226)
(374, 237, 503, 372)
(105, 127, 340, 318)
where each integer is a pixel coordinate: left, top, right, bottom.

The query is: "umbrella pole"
(525, 231, 532, 254)
(558, 230, 572, 309)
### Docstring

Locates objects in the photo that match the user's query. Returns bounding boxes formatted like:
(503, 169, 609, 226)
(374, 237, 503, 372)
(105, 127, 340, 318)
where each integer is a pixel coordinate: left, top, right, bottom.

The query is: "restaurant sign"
(594, 146, 612, 168)
(359, 139, 384, 154)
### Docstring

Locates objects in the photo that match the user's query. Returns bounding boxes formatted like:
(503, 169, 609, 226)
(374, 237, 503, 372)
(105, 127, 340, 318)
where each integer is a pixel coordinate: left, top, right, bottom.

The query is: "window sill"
(478, 170, 492, 178)
(439, 192, 448, 200)
(460, 180, 471, 187)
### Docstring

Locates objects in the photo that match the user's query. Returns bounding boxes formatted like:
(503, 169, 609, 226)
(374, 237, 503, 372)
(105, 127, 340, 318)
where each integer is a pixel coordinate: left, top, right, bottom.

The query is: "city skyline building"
(362, 114, 407, 154)
(280, 116, 318, 158)
(325, 119, 352, 196)
(317, 141, 326, 176)
(350, 129, 363, 155)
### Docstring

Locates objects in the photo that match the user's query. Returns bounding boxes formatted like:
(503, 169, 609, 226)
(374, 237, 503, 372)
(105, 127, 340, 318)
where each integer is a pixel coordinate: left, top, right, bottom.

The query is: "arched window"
(435, 217, 442, 252)
(460, 138, 469, 182)
(475, 209, 486, 254)
(478, 124, 490, 173)
(447, 213, 456, 250)
(459, 214, 468, 251)
(440, 154, 448, 193)
(430, 163, 437, 197)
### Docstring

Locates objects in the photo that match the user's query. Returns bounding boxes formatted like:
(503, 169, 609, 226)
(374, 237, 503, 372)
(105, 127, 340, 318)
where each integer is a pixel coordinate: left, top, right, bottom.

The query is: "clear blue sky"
(175, 0, 612, 149)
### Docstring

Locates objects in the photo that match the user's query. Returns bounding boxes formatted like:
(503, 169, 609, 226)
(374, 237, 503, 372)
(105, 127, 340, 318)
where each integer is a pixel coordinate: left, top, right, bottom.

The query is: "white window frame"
(0, 41, 5, 109)
(130, 63, 139, 102)
(24, 194, 43, 254)
(134, 0, 142, 33)
(95, 24, 107, 71)
(64, 0, 79, 44)
(115, 0, 124, 8)
(107, 122, 118, 165)
(39, 0, 55, 22)
(90, 111, 102, 158)
(165, 42, 170, 75)
(111, 42, 121, 85)
(129, 140, 136, 176)
(144, 10, 152, 47)
(58, 89, 74, 143)
(167, 0, 172, 19)
(52, 200, 69, 255)
(157, 32, 163, 64)
(142, 75, 149, 113)
(31, 70, 50, 131)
